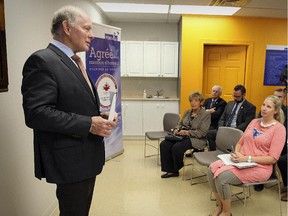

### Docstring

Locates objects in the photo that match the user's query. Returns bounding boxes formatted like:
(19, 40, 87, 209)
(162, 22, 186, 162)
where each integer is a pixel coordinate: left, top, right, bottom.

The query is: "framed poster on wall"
(264, 45, 287, 86)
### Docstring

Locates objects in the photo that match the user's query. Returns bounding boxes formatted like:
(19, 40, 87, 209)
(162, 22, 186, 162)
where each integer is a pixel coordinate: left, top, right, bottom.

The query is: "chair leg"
(277, 181, 282, 216)
(242, 187, 248, 216)
(144, 136, 147, 157)
(190, 156, 207, 185)
(157, 139, 160, 166)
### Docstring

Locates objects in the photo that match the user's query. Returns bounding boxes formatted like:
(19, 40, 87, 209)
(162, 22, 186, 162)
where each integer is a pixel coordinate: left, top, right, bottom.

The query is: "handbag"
(165, 134, 186, 141)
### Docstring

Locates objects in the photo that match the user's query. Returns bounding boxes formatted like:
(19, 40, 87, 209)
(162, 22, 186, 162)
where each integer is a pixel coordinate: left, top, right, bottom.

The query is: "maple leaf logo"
(103, 82, 110, 91)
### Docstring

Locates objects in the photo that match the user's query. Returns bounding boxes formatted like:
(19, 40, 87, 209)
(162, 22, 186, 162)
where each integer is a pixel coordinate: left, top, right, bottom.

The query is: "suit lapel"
(48, 44, 100, 107)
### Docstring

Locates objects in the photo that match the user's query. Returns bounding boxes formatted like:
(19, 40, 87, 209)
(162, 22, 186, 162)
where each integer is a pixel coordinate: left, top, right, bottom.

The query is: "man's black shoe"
(254, 184, 264, 191)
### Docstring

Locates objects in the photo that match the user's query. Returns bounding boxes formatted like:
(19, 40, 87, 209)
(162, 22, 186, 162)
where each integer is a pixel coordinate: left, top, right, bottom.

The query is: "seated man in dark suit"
(204, 85, 227, 130)
(207, 85, 256, 151)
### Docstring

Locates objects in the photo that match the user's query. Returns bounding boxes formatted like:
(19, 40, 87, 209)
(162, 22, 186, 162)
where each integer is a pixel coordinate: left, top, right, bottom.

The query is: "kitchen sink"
(147, 96, 169, 99)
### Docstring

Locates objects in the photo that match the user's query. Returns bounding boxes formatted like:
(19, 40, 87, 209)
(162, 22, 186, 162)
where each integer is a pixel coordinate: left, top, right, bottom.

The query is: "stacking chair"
(190, 127, 243, 185)
(144, 113, 180, 165)
(233, 163, 282, 216)
(182, 143, 209, 181)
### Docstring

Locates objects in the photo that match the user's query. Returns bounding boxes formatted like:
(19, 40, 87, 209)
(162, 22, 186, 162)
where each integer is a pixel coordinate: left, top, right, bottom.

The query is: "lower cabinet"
(142, 101, 179, 134)
(122, 100, 179, 136)
(121, 101, 143, 136)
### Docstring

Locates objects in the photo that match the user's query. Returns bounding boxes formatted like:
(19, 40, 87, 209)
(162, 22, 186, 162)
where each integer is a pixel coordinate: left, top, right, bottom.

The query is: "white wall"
(111, 22, 178, 41)
(1, 0, 107, 215)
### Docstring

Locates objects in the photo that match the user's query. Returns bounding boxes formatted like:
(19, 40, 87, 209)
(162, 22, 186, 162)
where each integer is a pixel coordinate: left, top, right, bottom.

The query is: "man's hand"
(90, 115, 117, 137)
(206, 107, 216, 113)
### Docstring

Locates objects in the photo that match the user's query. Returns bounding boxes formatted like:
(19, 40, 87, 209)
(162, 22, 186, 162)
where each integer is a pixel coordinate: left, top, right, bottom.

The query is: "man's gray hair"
(212, 85, 223, 95)
(51, 5, 86, 36)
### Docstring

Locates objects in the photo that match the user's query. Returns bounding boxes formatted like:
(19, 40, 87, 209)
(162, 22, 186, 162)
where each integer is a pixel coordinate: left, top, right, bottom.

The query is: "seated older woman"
(207, 95, 286, 216)
(160, 91, 211, 178)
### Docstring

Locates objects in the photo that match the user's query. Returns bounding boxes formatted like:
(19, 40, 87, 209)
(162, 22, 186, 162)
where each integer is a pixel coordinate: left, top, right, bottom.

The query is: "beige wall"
(1, 0, 107, 215)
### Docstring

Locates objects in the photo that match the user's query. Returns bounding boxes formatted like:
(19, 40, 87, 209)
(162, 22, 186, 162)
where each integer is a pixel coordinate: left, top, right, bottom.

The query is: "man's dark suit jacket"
(218, 99, 256, 131)
(204, 98, 227, 129)
(22, 44, 104, 184)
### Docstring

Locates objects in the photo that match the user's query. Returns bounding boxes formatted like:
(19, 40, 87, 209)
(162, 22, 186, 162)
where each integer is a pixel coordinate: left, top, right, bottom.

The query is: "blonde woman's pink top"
(210, 118, 286, 183)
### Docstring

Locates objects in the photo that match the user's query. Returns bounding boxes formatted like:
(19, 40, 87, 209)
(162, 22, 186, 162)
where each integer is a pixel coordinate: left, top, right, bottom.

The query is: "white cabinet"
(121, 100, 179, 136)
(143, 42, 161, 77)
(125, 41, 143, 77)
(121, 41, 178, 77)
(121, 101, 143, 136)
(142, 101, 179, 134)
(161, 42, 179, 77)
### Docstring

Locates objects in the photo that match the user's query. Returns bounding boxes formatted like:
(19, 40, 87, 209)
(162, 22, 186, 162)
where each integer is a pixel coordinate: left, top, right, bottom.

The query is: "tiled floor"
(52, 140, 287, 216)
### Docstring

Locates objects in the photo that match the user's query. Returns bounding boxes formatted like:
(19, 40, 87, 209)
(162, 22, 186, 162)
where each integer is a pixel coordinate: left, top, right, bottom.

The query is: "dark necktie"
(210, 100, 216, 108)
(72, 54, 94, 96)
(226, 103, 238, 127)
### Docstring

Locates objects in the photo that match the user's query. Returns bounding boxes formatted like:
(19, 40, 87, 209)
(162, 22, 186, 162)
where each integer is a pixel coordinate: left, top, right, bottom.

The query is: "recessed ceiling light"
(170, 5, 241, 16)
(96, 3, 169, 14)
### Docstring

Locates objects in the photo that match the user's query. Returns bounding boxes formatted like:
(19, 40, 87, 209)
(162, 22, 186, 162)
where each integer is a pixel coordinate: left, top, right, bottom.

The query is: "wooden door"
(203, 45, 247, 102)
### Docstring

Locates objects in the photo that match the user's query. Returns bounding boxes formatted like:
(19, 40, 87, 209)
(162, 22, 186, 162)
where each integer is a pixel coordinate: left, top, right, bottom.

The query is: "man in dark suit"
(207, 85, 256, 151)
(21, 6, 117, 216)
(204, 85, 227, 130)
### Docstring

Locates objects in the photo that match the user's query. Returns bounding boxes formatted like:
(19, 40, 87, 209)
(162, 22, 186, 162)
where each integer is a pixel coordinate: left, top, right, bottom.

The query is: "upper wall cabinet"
(161, 42, 179, 77)
(122, 41, 144, 77)
(121, 41, 178, 77)
(143, 41, 161, 77)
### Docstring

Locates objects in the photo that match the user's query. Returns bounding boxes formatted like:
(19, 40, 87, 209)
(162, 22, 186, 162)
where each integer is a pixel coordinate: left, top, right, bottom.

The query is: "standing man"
(207, 85, 256, 151)
(21, 6, 117, 216)
(204, 85, 227, 130)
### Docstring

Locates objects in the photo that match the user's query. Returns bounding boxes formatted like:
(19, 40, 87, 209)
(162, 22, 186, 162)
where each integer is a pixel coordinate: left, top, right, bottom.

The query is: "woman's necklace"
(260, 118, 276, 128)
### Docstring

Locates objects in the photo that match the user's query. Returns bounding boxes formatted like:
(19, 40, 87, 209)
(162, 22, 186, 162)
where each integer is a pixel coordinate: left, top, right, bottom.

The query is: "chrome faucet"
(156, 89, 163, 97)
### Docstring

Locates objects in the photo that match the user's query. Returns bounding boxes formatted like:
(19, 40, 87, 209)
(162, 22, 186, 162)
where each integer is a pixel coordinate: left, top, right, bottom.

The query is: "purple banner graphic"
(86, 35, 123, 160)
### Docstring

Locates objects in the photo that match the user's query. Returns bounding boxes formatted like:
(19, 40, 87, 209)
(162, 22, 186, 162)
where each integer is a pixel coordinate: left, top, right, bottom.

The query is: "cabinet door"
(120, 41, 126, 76)
(161, 101, 180, 116)
(143, 42, 161, 77)
(142, 101, 179, 133)
(125, 41, 143, 77)
(143, 101, 163, 132)
(122, 101, 143, 136)
(161, 42, 179, 77)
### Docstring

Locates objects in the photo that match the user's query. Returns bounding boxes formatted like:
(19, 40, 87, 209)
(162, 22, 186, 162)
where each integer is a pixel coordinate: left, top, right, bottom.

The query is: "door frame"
(200, 40, 254, 101)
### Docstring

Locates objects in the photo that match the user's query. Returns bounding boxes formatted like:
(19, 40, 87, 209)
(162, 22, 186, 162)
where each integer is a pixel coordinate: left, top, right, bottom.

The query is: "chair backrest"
(163, 113, 180, 132)
(216, 127, 243, 153)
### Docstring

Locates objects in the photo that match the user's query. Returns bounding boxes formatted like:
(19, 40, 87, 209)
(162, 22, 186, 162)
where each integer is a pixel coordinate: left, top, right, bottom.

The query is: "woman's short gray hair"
(51, 5, 86, 36)
(188, 91, 204, 103)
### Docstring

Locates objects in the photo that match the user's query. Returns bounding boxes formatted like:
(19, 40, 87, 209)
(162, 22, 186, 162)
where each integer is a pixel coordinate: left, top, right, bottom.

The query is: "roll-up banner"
(86, 23, 123, 160)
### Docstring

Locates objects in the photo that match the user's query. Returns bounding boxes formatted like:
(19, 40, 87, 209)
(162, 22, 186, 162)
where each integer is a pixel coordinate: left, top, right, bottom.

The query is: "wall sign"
(264, 45, 287, 86)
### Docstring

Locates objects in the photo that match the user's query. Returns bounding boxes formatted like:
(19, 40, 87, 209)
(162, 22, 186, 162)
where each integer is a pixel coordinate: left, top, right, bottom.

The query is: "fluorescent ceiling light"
(96, 3, 169, 14)
(170, 5, 241, 16)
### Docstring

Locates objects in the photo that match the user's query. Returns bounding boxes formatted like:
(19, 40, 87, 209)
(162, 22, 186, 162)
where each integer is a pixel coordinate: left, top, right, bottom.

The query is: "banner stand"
(86, 23, 123, 160)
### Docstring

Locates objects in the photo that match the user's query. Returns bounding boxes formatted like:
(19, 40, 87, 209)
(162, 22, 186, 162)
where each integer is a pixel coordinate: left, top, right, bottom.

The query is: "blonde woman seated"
(160, 91, 211, 178)
(207, 95, 286, 216)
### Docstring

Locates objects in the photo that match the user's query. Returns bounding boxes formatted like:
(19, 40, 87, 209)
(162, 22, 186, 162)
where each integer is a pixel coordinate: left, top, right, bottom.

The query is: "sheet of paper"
(217, 154, 257, 169)
(108, 93, 116, 121)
